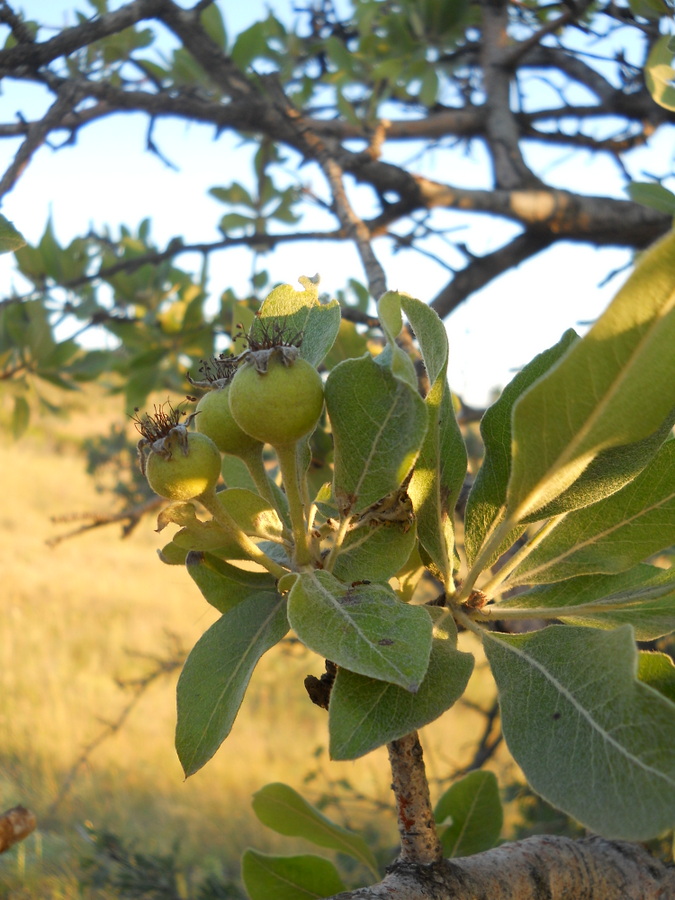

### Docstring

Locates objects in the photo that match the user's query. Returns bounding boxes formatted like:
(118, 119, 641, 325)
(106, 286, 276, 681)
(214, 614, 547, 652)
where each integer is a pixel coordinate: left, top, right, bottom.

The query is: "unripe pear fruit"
(229, 355, 324, 446)
(146, 431, 221, 501)
(195, 385, 263, 457)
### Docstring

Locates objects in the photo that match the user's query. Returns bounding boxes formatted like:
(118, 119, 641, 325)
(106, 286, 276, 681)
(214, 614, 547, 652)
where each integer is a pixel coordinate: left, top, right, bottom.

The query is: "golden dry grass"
(0, 396, 514, 898)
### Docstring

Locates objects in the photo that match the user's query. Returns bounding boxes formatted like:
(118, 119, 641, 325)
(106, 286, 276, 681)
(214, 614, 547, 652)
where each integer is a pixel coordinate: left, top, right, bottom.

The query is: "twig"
(0, 81, 82, 200)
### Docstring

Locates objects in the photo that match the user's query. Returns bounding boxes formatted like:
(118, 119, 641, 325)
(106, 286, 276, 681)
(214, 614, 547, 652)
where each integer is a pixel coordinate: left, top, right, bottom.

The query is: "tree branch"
(0, 81, 82, 200)
(479, 0, 541, 189)
(0, 0, 166, 74)
(430, 231, 554, 319)
(329, 835, 675, 900)
(387, 732, 442, 865)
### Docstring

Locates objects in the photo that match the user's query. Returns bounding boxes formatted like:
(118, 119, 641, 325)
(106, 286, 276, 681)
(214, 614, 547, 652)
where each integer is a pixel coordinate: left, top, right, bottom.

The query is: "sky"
(1, 0, 672, 406)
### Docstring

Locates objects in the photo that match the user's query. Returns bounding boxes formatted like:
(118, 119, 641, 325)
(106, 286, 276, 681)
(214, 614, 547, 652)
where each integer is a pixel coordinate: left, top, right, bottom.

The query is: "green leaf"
(251, 783, 378, 876)
(218, 212, 254, 233)
(520, 413, 675, 523)
(186, 551, 277, 614)
(400, 294, 467, 582)
(508, 439, 675, 585)
(241, 851, 345, 900)
(506, 232, 675, 526)
(255, 277, 341, 369)
(498, 564, 675, 640)
(325, 354, 427, 515)
(638, 651, 675, 704)
(210, 182, 254, 206)
(157, 502, 248, 558)
(464, 330, 578, 565)
(627, 181, 675, 215)
(434, 771, 503, 858)
(645, 35, 675, 112)
(328, 612, 473, 760)
(0, 214, 26, 254)
(217, 487, 285, 541)
(175, 593, 288, 776)
(483, 624, 675, 840)
(377, 292, 419, 387)
(231, 21, 269, 69)
(158, 541, 188, 565)
(332, 519, 417, 584)
(287, 570, 433, 691)
(200, 2, 227, 49)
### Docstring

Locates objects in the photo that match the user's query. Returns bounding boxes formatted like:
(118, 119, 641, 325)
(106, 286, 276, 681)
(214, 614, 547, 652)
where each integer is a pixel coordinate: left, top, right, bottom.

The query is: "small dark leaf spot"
(378, 638, 394, 646)
(552, 712, 561, 720)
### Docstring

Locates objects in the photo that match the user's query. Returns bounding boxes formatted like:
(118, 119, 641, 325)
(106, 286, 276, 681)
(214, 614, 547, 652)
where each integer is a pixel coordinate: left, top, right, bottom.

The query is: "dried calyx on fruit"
(187, 354, 238, 390)
(228, 319, 324, 447)
(190, 354, 263, 457)
(236, 318, 304, 373)
(131, 400, 221, 501)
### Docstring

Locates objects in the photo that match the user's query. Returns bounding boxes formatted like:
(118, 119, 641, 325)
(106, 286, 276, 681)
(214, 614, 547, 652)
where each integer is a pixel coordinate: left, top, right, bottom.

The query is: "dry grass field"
(0, 393, 513, 898)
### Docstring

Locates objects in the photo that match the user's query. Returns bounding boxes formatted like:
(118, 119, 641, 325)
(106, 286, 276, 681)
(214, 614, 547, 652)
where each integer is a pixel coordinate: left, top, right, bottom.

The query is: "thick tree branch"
(430, 232, 554, 318)
(0, 0, 166, 74)
(328, 836, 675, 900)
(479, 0, 541, 189)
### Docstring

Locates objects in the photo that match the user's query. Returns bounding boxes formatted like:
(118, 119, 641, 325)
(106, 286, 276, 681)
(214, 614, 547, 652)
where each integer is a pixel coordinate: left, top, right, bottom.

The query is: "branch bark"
(327, 835, 675, 900)
(0, 806, 36, 854)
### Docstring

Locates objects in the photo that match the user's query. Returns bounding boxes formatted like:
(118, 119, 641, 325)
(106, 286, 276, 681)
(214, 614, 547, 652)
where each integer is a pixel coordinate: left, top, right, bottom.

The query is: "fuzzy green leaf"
(176, 593, 288, 776)
(434, 771, 503, 858)
(399, 294, 467, 582)
(508, 439, 675, 585)
(325, 354, 428, 515)
(484, 624, 675, 840)
(464, 330, 578, 565)
(520, 413, 675, 523)
(328, 613, 473, 759)
(252, 783, 378, 875)
(241, 851, 345, 900)
(255, 277, 341, 369)
(217, 487, 285, 541)
(186, 551, 277, 614)
(288, 570, 432, 691)
(506, 232, 675, 524)
(497, 564, 675, 640)
(638, 651, 675, 704)
(332, 519, 417, 584)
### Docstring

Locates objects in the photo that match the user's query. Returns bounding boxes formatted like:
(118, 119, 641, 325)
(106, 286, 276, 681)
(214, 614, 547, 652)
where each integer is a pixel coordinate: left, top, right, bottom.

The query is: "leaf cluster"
(152, 234, 675, 848)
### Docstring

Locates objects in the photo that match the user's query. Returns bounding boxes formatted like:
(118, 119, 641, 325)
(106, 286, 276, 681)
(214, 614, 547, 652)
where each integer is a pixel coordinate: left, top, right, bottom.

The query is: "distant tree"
(1, 3, 674, 899)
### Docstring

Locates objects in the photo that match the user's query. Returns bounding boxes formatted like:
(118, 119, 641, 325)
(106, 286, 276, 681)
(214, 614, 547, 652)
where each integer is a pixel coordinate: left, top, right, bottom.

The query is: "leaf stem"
(479, 514, 566, 597)
(274, 442, 312, 567)
(241, 448, 292, 540)
(198, 488, 288, 579)
(322, 514, 352, 573)
(456, 514, 516, 604)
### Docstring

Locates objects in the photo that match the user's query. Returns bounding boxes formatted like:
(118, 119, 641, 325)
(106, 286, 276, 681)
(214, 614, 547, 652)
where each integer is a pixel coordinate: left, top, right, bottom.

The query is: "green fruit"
(229, 356, 324, 446)
(196, 385, 263, 457)
(146, 431, 221, 501)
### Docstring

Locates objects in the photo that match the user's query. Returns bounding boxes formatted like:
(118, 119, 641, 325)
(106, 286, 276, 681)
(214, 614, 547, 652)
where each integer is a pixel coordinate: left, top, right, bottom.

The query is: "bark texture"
(328, 835, 675, 900)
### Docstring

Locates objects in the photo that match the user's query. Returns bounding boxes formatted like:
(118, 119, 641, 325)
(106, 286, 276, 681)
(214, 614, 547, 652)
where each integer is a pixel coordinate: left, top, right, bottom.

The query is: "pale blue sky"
(1, 0, 671, 405)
